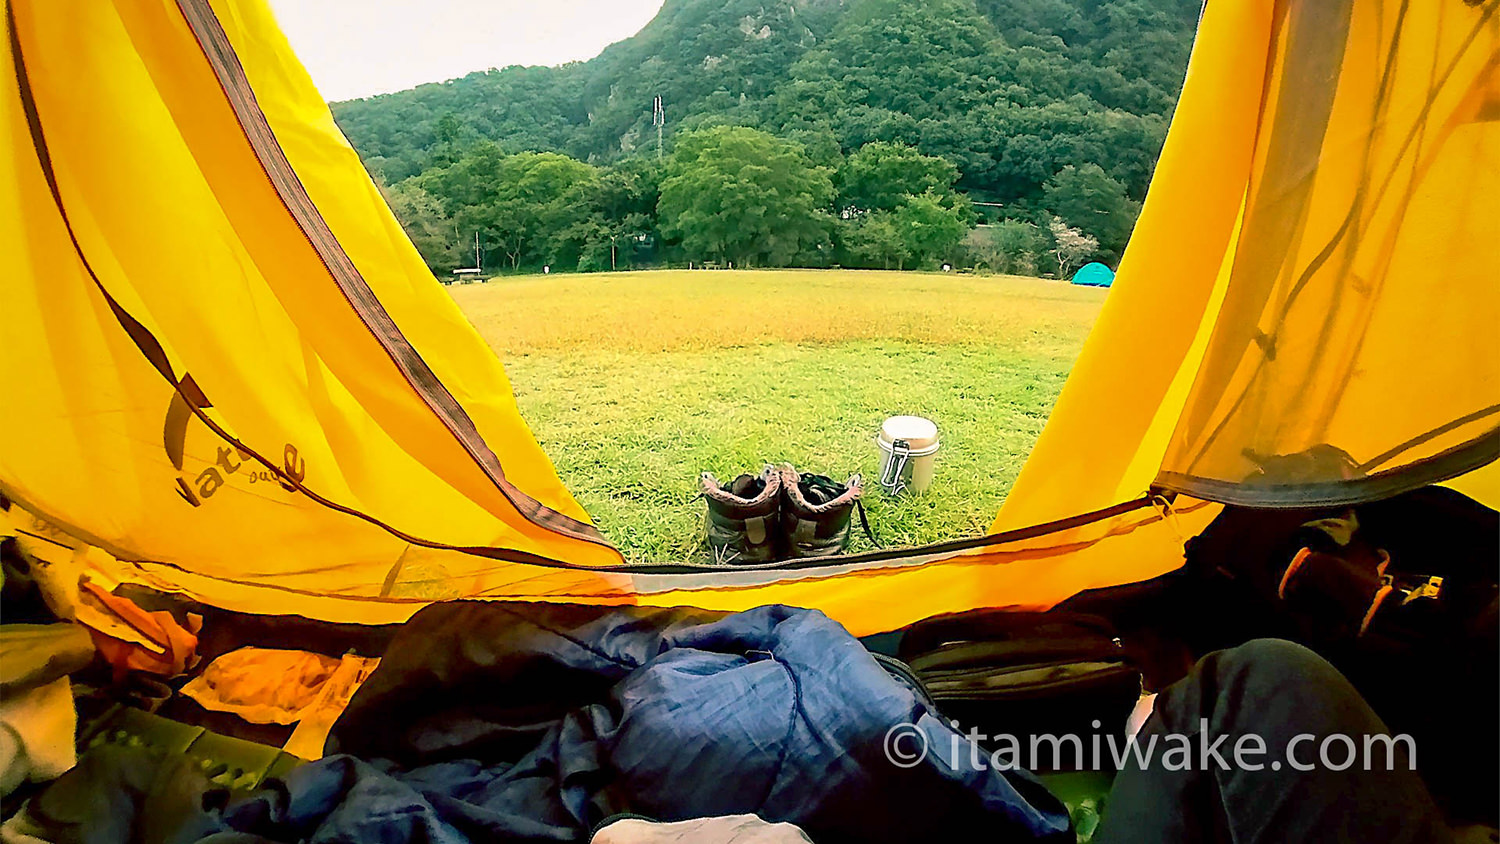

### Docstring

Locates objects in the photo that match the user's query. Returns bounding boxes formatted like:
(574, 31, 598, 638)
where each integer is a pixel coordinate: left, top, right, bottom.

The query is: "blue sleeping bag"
(204, 602, 1072, 843)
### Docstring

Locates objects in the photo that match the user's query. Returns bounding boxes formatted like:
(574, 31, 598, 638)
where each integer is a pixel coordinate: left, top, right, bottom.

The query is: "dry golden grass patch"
(450, 269, 1104, 356)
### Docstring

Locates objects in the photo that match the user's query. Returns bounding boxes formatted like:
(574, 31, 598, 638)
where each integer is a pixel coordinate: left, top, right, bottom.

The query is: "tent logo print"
(163, 377, 306, 507)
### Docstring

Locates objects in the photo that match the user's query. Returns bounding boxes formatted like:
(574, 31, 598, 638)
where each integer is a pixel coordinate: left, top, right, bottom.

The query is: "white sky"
(267, 1, 666, 102)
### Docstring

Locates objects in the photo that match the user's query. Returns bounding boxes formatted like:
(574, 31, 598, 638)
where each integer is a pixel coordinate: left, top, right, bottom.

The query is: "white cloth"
(1125, 691, 1157, 740)
(592, 814, 814, 843)
(0, 677, 76, 797)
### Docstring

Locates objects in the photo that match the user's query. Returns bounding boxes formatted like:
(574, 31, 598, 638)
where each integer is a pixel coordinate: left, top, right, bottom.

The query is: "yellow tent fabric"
(977, 0, 1499, 614)
(1156, 0, 1500, 505)
(1, 0, 1495, 636)
(1, 0, 628, 615)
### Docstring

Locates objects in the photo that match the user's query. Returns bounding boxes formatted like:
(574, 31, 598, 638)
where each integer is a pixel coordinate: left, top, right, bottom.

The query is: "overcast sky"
(267, 1, 666, 102)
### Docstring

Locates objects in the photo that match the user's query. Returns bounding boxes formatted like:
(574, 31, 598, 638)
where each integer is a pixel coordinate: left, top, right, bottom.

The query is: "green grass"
(450, 269, 1106, 563)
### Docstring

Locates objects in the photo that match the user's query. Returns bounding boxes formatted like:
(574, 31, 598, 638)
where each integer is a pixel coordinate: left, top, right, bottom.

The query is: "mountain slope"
(330, 0, 1199, 207)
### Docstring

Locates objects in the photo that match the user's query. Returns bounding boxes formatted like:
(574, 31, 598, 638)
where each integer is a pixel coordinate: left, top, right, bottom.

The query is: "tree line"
(385, 126, 1141, 277)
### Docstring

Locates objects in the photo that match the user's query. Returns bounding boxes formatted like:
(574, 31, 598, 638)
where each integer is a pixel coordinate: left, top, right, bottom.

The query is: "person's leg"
(1096, 638, 1450, 844)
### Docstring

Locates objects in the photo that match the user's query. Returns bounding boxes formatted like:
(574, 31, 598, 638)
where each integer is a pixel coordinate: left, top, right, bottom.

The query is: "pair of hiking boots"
(701, 465, 863, 564)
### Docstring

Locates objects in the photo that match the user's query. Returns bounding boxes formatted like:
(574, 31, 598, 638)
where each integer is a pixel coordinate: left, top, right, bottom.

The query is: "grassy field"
(450, 269, 1106, 563)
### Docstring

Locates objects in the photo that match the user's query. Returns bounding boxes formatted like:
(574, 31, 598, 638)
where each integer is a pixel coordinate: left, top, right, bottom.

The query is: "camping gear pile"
(2, 600, 1077, 843)
(0, 0, 1496, 840)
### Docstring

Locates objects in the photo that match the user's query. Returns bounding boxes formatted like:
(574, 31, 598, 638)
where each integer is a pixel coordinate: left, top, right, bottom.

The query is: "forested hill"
(331, 0, 1199, 204)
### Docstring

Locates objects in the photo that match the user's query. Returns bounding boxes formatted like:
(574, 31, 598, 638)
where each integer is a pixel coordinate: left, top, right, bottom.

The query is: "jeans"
(1097, 639, 1451, 843)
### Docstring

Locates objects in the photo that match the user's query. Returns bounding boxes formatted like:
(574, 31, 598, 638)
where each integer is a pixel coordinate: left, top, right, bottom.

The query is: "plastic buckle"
(1401, 575, 1443, 606)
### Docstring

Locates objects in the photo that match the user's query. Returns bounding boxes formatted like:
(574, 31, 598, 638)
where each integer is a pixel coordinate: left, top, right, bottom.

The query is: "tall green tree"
(838, 191, 971, 270)
(1041, 163, 1141, 259)
(658, 126, 834, 267)
(594, 158, 665, 223)
(420, 144, 598, 271)
(559, 158, 666, 272)
(892, 190, 971, 269)
(972, 219, 1045, 275)
(837, 142, 961, 213)
(383, 181, 466, 274)
(838, 211, 908, 269)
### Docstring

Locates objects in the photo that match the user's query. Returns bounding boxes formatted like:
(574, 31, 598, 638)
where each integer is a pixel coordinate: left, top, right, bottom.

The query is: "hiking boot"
(778, 465, 863, 559)
(701, 466, 782, 564)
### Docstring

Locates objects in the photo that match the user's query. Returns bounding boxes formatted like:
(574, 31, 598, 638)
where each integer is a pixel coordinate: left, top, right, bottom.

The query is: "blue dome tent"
(1071, 262, 1115, 287)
